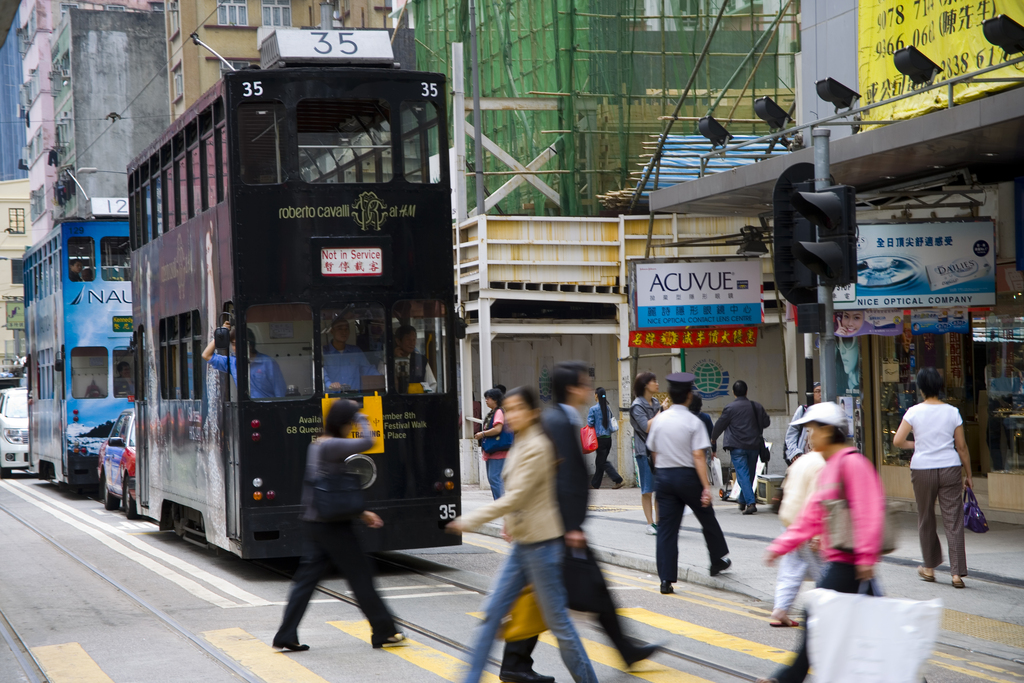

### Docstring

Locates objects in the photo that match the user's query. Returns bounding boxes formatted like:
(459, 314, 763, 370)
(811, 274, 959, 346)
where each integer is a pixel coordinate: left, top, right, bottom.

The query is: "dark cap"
(329, 315, 351, 330)
(666, 372, 696, 385)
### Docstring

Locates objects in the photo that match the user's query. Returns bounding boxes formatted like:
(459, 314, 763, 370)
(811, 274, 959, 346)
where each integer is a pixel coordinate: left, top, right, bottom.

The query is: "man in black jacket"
(499, 362, 656, 683)
(710, 380, 771, 514)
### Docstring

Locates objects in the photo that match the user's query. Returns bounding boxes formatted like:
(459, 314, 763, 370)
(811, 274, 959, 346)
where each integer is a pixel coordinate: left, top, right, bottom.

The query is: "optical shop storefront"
(832, 220, 1024, 516)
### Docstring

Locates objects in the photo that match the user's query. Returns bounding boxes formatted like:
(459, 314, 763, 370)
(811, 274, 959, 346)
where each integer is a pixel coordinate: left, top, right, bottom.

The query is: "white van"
(0, 388, 29, 476)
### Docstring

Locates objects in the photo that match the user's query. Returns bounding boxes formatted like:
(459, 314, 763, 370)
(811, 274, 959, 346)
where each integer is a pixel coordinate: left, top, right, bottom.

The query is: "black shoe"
(272, 640, 310, 652)
(499, 672, 556, 683)
(371, 632, 406, 649)
(743, 504, 758, 515)
(710, 557, 733, 577)
(660, 581, 674, 594)
(624, 643, 659, 666)
(738, 501, 747, 512)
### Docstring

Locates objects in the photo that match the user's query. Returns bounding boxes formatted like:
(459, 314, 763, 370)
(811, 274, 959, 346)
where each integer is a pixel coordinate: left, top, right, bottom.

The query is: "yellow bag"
(502, 586, 547, 642)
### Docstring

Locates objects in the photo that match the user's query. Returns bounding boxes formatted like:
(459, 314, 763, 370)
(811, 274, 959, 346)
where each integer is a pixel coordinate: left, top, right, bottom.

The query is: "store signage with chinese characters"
(629, 327, 758, 349)
(633, 260, 763, 329)
(834, 221, 996, 310)
(320, 247, 383, 277)
(5, 303, 23, 331)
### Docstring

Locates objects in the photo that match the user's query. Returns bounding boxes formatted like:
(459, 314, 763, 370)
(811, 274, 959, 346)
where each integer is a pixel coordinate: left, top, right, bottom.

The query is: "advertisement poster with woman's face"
(830, 310, 902, 396)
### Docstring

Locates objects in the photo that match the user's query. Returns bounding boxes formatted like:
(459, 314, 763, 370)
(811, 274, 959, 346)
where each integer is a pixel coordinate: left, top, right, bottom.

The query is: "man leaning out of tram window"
(202, 320, 287, 399)
(322, 315, 380, 393)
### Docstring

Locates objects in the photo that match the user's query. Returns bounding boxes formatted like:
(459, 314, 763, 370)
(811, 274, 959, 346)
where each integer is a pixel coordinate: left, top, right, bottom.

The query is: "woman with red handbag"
(587, 387, 624, 489)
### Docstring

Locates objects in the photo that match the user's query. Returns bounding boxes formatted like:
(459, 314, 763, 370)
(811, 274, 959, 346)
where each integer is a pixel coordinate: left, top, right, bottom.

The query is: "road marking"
(4, 480, 272, 607)
(203, 628, 331, 682)
(618, 608, 794, 665)
(330, 620, 501, 682)
(931, 661, 1019, 683)
(0, 481, 240, 608)
(603, 568, 773, 613)
(604, 575, 776, 624)
(379, 590, 471, 600)
(32, 643, 115, 683)
(942, 609, 1024, 650)
(538, 632, 713, 683)
(463, 535, 510, 555)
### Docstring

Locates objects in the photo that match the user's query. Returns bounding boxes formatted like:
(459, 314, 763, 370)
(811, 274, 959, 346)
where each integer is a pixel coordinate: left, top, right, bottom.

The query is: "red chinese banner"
(629, 328, 758, 349)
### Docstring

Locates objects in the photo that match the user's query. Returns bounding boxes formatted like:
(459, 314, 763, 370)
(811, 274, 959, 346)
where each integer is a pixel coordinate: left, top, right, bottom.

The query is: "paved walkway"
(460, 483, 1024, 657)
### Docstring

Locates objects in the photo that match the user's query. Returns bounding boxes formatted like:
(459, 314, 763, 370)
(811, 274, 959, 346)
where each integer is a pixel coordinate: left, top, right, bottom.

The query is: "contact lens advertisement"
(834, 221, 996, 310)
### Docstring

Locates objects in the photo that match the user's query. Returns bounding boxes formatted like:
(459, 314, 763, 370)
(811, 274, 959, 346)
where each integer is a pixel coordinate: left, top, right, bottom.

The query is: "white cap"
(790, 401, 848, 432)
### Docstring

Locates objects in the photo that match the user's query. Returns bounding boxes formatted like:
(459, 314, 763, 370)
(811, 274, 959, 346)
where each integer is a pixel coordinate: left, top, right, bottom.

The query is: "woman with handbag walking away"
(893, 367, 974, 588)
(588, 387, 624, 489)
(273, 400, 404, 652)
(476, 387, 512, 499)
(757, 401, 885, 683)
(447, 386, 597, 683)
(631, 372, 666, 535)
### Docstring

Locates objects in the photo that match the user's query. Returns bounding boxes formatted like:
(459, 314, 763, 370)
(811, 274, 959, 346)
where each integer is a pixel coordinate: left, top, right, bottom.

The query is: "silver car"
(0, 388, 28, 476)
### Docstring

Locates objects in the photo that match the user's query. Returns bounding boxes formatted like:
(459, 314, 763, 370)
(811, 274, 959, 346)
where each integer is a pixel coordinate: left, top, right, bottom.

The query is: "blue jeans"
(730, 448, 758, 506)
(462, 538, 597, 683)
(486, 458, 505, 499)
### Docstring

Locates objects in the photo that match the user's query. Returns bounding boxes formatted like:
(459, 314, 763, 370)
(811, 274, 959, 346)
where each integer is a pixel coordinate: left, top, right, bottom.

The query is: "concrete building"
(0, 178, 30, 365)
(0, 11, 27, 182)
(166, 0, 394, 120)
(50, 7, 169, 220)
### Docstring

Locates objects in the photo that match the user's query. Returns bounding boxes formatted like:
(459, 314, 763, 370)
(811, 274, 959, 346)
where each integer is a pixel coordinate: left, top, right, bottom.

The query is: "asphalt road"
(1, 473, 1021, 683)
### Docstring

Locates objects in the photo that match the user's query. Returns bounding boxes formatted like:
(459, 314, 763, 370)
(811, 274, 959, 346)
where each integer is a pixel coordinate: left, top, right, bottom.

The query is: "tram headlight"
(443, 468, 454, 478)
(253, 477, 263, 487)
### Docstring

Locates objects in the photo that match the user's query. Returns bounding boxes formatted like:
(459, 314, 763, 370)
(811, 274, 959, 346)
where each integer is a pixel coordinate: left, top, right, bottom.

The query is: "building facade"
(1, 12, 28, 182)
(0, 178, 31, 366)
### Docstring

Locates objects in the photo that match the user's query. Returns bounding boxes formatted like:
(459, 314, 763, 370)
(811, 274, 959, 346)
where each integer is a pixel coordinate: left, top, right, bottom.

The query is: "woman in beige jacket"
(447, 386, 597, 683)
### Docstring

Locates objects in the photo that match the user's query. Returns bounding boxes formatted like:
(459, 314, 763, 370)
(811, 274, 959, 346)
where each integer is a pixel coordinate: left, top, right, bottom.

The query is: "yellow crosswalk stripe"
(603, 568, 773, 614)
(931, 661, 1020, 683)
(31, 643, 115, 683)
(603, 574, 776, 624)
(463, 535, 510, 555)
(618, 607, 794, 665)
(202, 627, 331, 683)
(330, 620, 501, 682)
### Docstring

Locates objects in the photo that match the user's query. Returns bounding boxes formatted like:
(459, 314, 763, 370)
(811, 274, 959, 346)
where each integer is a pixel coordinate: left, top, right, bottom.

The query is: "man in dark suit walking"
(499, 362, 657, 683)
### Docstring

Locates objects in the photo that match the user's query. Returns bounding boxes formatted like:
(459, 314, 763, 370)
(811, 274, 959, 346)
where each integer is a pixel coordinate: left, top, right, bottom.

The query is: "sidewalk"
(460, 484, 1024, 654)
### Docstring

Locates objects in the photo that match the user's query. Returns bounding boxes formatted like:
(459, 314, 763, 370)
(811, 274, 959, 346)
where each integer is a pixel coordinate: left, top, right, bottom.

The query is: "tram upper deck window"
(400, 102, 440, 184)
(71, 347, 109, 399)
(297, 100, 392, 184)
(320, 304, 386, 396)
(67, 237, 95, 282)
(100, 236, 130, 281)
(237, 102, 286, 185)
(392, 300, 446, 394)
(242, 304, 313, 400)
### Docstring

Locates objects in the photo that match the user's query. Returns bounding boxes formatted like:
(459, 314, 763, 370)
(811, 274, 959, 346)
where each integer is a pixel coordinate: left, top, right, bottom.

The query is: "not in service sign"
(320, 247, 383, 277)
(634, 260, 763, 329)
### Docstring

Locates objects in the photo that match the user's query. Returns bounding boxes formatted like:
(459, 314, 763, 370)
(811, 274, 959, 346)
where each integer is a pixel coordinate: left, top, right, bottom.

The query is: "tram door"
(134, 328, 149, 507)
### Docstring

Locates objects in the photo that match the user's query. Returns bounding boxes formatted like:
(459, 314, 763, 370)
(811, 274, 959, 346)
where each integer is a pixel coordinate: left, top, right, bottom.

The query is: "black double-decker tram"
(126, 30, 458, 558)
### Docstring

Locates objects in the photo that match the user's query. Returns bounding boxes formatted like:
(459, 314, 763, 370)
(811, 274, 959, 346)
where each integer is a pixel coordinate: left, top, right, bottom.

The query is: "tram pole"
(468, 0, 485, 217)
(812, 128, 837, 403)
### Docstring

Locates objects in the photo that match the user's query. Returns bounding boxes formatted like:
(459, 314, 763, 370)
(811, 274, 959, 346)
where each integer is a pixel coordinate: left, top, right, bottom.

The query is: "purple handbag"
(963, 488, 988, 534)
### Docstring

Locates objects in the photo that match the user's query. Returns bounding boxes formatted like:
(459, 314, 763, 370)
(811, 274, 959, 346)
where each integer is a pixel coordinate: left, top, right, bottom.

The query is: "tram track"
(0, 502, 265, 683)
(0, 601, 49, 683)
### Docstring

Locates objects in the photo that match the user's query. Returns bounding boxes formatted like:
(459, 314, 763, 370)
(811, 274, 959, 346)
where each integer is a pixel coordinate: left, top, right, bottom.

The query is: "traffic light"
(790, 185, 857, 287)
(772, 163, 817, 305)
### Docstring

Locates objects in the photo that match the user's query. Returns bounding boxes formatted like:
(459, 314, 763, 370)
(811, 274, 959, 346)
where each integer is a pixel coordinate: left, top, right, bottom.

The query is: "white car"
(0, 388, 28, 477)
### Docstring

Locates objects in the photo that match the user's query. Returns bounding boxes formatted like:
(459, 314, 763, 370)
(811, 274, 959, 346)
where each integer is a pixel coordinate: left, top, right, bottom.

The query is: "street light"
(698, 115, 732, 148)
(753, 96, 791, 131)
(736, 226, 769, 257)
(894, 46, 942, 85)
(815, 78, 860, 110)
(983, 15, 1024, 55)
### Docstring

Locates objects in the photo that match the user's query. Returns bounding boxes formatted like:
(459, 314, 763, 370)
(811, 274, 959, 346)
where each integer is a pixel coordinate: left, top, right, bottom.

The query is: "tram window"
(191, 144, 202, 217)
(216, 126, 227, 202)
(320, 304, 387, 396)
(204, 134, 217, 209)
(71, 347, 109, 399)
(242, 304, 313, 400)
(178, 155, 188, 222)
(163, 165, 175, 230)
(67, 237, 95, 282)
(392, 300, 446, 394)
(113, 348, 134, 398)
(400, 102, 440, 184)
(297, 99, 392, 184)
(191, 310, 203, 399)
(238, 102, 286, 185)
(100, 237, 130, 281)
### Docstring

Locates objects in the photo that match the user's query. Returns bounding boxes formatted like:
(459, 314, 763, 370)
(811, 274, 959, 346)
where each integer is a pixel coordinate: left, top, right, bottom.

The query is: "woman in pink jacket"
(756, 401, 885, 683)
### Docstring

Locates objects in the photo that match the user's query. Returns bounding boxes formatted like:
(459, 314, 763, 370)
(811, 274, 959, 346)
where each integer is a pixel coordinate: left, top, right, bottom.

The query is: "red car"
(97, 409, 138, 519)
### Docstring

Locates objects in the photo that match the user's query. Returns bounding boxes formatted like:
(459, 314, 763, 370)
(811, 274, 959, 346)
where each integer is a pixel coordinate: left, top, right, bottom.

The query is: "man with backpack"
(710, 380, 770, 515)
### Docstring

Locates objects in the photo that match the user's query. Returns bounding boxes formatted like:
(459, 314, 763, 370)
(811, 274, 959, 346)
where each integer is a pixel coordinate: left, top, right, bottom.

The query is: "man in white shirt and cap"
(647, 372, 731, 594)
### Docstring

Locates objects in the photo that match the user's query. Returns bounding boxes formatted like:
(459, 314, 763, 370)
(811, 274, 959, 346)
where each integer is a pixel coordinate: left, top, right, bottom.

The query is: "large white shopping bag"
(710, 457, 723, 490)
(726, 454, 766, 501)
(804, 587, 942, 683)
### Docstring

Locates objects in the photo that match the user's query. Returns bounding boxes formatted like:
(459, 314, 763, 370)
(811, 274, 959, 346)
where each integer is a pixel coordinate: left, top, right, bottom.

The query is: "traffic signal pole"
(812, 128, 837, 402)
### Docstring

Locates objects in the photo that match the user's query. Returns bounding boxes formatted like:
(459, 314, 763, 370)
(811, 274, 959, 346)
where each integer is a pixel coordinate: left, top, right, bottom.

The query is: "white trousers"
(773, 539, 822, 614)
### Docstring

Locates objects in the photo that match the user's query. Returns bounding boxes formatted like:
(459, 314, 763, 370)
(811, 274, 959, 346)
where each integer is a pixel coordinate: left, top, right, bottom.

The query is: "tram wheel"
(123, 477, 138, 520)
(101, 474, 119, 511)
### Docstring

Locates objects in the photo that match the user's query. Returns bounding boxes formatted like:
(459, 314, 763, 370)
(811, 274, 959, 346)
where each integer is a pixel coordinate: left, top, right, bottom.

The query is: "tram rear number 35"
(438, 504, 457, 520)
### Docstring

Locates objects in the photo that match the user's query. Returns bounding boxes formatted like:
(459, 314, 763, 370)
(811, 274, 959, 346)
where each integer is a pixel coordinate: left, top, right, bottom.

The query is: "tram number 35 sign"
(320, 247, 383, 277)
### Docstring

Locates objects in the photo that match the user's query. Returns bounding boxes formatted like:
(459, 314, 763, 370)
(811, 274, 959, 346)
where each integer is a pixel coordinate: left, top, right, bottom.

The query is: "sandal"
(769, 619, 800, 628)
(917, 567, 935, 582)
(952, 576, 965, 589)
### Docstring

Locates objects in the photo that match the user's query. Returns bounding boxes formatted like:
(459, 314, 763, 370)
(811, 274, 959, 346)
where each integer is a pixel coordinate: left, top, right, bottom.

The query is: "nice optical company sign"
(633, 260, 763, 329)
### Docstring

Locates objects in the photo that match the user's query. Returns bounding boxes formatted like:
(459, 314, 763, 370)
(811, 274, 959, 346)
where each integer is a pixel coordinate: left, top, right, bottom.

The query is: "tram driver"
(202, 321, 287, 399)
(322, 315, 380, 393)
(393, 325, 435, 393)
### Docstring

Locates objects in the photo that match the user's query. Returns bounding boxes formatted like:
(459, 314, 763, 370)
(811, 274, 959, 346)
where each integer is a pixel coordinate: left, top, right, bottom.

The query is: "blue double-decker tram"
(24, 220, 134, 488)
(126, 30, 459, 559)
